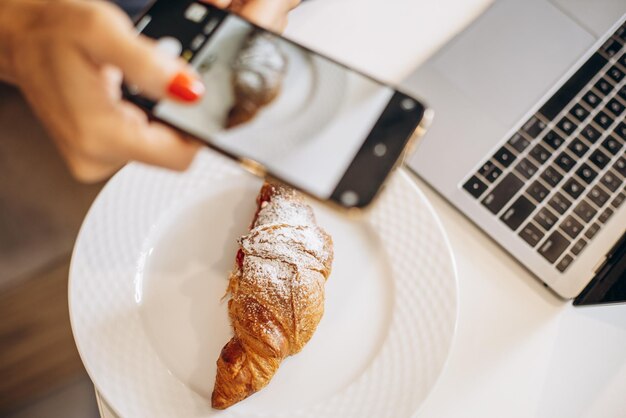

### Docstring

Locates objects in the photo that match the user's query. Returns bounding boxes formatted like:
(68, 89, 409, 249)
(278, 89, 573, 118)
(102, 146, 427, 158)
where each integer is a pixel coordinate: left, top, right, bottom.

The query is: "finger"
(81, 2, 204, 102)
(102, 65, 123, 101)
(287, 0, 301, 11)
(116, 102, 201, 170)
(236, 0, 294, 30)
(63, 153, 123, 183)
(41, 43, 132, 177)
(50, 43, 198, 176)
(199, 0, 232, 8)
(276, 16, 289, 32)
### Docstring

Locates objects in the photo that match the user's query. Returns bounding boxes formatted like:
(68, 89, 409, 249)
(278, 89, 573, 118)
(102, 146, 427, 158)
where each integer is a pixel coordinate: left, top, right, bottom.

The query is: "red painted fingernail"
(167, 71, 205, 102)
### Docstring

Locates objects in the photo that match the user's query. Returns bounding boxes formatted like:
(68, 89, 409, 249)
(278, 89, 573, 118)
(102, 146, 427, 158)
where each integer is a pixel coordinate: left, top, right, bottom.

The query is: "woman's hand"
(228, 0, 301, 32)
(0, 0, 298, 182)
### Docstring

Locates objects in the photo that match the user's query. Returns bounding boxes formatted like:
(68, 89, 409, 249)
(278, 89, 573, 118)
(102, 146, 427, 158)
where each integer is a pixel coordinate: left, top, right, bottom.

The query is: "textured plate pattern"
(70, 150, 457, 418)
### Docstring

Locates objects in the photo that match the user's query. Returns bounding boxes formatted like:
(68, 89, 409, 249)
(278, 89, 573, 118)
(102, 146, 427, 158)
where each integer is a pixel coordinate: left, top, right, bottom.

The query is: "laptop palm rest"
(405, 0, 594, 194)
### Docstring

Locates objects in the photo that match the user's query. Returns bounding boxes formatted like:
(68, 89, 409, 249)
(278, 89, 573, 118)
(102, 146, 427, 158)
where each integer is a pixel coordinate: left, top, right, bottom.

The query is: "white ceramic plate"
(70, 150, 458, 418)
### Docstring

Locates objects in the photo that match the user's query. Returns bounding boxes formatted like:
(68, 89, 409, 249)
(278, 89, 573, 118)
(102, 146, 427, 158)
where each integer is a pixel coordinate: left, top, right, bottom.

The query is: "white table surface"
(97, 1, 626, 416)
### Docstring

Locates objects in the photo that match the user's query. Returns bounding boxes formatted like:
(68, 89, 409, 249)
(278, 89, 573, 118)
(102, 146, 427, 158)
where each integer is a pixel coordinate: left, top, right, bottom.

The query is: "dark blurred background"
(0, 82, 103, 417)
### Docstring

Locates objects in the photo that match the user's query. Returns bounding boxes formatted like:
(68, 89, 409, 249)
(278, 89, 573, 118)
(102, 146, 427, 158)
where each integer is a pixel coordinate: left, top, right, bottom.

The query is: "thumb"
(234, 0, 299, 31)
(83, 3, 205, 102)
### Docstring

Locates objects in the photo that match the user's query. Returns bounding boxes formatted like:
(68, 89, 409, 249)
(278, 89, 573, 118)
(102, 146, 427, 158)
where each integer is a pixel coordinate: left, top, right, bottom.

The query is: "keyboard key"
(569, 103, 590, 122)
(529, 143, 551, 164)
(508, 133, 530, 153)
(539, 53, 607, 120)
(612, 192, 626, 209)
(527, 180, 549, 202)
(556, 116, 577, 136)
(561, 215, 583, 239)
(548, 191, 572, 214)
(555, 152, 576, 172)
(582, 90, 601, 108)
(515, 158, 539, 179)
(589, 149, 611, 169)
(585, 222, 601, 239)
(521, 116, 546, 139)
(607, 65, 625, 83)
(574, 200, 597, 222)
(519, 222, 544, 247)
(501, 195, 535, 230)
(542, 130, 565, 151)
(481, 173, 524, 214)
(601, 38, 623, 58)
(614, 156, 626, 177)
(588, 185, 610, 207)
(601, 136, 623, 156)
(463, 176, 488, 198)
(539, 231, 570, 263)
(541, 166, 564, 187)
(600, 171, 622, 192)
(599, 208, 614, 223)
(607, 98, 625, 116)
(534, 207, 558, 231)
(557, 255, 574, 272)
(571, 239, 587, 256)
(580, 124, 601, 143)
(563, 177, 584, 199)
(493, 146, 516, 167)
(479, 161, 502, 183)
(613, 122, 626, 141)
(576, 163, 598, 184)
(594, 77, 614, 96)
(484, 166, 502, 183)
(568, 138, 589, 157)
(593, 110, 613, 130)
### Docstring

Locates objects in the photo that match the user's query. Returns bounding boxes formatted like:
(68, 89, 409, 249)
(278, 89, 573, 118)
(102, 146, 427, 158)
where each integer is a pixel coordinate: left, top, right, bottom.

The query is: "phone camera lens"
(156, 37, 183, 58)
(373, 143, 387, 157)
(184, 3, 208, 22)
(340, 191, 359, 207)
(401, 98, 416, 111)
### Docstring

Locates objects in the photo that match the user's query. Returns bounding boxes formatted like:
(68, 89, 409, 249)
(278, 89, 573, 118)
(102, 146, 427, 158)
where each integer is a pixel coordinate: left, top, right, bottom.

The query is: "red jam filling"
(251, 185, 273, 227)
(236, 249, 245, 269)
(239, 185, 274, 268)
(258, 185, 273, 206)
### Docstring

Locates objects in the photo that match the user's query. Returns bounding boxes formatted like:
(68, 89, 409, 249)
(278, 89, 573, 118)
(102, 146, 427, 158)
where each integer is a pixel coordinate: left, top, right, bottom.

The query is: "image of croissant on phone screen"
(226, 30, 288, 128)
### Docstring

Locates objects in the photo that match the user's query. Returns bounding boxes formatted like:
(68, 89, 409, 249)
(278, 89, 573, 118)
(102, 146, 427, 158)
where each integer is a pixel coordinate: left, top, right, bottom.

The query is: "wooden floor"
(0, 83, 102, 291)
(0, 257, 88, 414)
(0, 83, 104, 414)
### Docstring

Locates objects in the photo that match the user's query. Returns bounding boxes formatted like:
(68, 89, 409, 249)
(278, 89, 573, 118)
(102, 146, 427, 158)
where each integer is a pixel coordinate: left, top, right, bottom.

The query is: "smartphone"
(127, 0, 431, 210)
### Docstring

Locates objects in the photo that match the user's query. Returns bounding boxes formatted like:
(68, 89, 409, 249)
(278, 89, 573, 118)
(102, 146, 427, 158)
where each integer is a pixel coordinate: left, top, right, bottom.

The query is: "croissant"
(211, 183, 333, 409)
(226, 30, 288, 128)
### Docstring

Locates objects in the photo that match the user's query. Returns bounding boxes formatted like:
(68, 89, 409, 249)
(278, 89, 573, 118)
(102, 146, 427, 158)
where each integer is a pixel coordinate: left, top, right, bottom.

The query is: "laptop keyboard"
(462, 20, 626, 273)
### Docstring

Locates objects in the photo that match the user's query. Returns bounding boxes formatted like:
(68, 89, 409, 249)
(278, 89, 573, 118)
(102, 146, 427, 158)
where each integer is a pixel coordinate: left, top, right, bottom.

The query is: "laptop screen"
(574, 231, 626, 306)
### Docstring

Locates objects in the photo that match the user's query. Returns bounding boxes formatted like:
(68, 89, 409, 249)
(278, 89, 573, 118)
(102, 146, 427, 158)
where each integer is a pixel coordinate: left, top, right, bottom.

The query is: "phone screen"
(134, 2, 425, 206)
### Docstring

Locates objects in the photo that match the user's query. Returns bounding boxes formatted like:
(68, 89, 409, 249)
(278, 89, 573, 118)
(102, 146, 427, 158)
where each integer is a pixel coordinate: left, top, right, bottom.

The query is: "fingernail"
(167, 71, 205, 102)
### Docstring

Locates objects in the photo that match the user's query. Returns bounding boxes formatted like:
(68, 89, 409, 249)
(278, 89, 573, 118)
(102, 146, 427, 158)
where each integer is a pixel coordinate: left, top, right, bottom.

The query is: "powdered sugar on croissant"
(212, 183, 333, 409)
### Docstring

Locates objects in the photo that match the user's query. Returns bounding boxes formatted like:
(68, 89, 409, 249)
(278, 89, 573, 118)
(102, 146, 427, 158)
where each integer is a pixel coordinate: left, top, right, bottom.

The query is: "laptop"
(403, 0, 626, 305)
